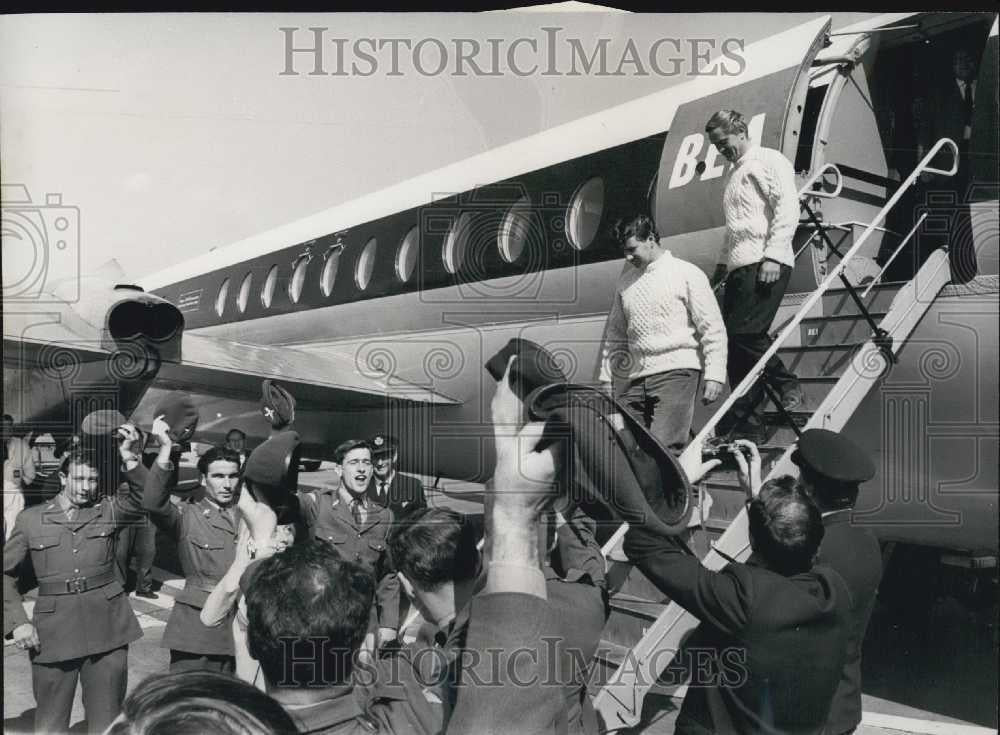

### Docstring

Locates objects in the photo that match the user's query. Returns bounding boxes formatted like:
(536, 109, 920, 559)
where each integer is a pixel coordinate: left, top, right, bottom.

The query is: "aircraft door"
(970, 15, 998, 195)
(653, 16, 831, 273)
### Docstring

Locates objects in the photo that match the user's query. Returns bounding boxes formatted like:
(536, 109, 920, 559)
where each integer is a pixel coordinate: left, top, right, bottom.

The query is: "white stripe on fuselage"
(140, 17, 829, 293)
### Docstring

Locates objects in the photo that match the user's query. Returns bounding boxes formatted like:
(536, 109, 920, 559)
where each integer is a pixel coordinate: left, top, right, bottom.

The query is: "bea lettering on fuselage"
(667, 112, 766, 189)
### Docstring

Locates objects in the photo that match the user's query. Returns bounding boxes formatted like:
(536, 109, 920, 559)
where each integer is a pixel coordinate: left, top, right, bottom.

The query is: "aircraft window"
(237, 272, 252, 313)
(396, 226, 419, 283)
(567, 177, 605, 250)
(261, 265, 278, 308)
(443, 213, 472, 274)
(356, 237, 377, 290)
(215, 277, 230, 317)
(320, 246, 342, 297)
(289, 255, 309, 303)
(499, 195, 534, 263)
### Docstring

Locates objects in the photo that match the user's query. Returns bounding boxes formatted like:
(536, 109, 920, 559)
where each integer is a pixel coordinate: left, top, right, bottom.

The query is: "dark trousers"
(721, 262, 798, 424)
(169, 649, 236, 674)
(620, 368, 701, 455)
(32, 645, 127, 734)
(116, 516, 156, 591)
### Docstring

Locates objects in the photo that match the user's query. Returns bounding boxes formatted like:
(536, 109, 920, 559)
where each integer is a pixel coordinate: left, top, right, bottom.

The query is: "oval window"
(356, 237, 377, 290)
(320, 247, 342, 297)
(567, 177, 604, 250)
(396, 226, 419, 283)
(261, 265, 278, 308)
(237, 272, 252, 313)
(215, 277, 230, 317)
(499, 195, 535, 263)
(289, 255, 309, 303)
(443, 213, 472, 274)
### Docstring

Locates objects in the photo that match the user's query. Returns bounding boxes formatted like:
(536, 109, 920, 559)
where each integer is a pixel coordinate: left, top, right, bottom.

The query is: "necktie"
(351, 498, 365, 526)
(379, 482, 387, 501)
(65, 507, 76, 522)
(962, 81, 974, 124)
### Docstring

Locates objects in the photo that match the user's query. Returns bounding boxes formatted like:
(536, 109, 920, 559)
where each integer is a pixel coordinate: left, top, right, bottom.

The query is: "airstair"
(591, 138, 963, 731)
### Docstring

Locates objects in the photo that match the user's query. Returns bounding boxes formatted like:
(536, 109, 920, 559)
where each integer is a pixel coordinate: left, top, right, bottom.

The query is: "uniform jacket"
(3, 464, 147, 663)
(143, 462, 237, 656)
(817, 511, 883, 734)
(366, 473, 427, 517)
(299, 487, 400, 630)
(624, 524, 851, 735)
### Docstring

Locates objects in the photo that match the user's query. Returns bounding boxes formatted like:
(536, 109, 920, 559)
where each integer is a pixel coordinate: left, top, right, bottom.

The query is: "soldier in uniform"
(143, 413, 241, 673)
(367, 434, 427, 517)
(299, 439, 400, 648)
(792, 429, 882, 735)
(3, 425, 147, 734)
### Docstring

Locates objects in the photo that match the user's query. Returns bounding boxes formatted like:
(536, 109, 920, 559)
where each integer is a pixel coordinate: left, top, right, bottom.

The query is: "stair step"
(609, 593, 668, 621)
(820, 283, 901, 316)
(799, 312, 888, 346)
(777, 343, 863, 377)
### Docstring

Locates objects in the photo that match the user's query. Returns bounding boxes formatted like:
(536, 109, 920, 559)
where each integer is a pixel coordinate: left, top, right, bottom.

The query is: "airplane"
(4, 10, 997, 725)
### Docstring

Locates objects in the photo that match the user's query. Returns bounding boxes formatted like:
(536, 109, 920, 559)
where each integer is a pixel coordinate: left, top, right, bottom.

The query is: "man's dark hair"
(388, 508, 481, 590)
(107, 670, 297, 735)
(798, 464, 859, 510)
(747, 475, 824, 576)
(197, 446, 242, 476)
(245, 539, 374, 689)
(705, 109, 748, 136)
(611, 214, 659, 246)
(58, 448, 101, 475)
(333, 439, 370, 464)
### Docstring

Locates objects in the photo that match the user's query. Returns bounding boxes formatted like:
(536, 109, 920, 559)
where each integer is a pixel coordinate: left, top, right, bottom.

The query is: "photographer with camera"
(3, 422, 149, 734)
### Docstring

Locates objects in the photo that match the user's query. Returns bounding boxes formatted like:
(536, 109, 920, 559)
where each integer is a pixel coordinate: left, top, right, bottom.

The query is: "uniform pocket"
(103, 581, 126, 600)
(33, 596, 57, 614)
(29, 535, 60, 551)
(190, 537, 225, 551)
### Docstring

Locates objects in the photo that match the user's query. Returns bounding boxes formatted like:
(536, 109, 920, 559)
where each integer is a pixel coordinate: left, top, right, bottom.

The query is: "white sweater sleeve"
(756, 153, 800, 265)
(685, 267, 728, 385)
(598, 290, 628, 384)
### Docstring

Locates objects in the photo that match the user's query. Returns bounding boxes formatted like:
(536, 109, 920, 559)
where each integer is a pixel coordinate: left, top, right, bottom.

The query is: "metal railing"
(600, 138, 957, 559)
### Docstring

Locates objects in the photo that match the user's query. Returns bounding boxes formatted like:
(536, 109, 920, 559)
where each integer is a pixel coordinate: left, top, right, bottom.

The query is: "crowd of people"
(3, 109, 884, 735)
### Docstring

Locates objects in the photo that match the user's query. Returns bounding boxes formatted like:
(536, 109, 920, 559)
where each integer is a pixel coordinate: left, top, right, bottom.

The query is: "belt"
(38, 569, 117, 595)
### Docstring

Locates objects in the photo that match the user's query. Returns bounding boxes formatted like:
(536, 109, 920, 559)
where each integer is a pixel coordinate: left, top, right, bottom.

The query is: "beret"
(792, 429, 875, 484)
(369, 434, 398, 456)
(485, 338, 569, 404)
(153, 392, 199, 443)
(80, 409, 127, 437)
(243, 430, 302, 510)
(526, 383, 693, 537)
(261, 379, 296, 429)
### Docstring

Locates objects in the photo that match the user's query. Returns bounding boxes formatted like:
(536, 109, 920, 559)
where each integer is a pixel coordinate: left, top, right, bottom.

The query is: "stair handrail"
(862, 213, 929, 297)
(601, 137, 957, 558)
(799, 162, 844, 200)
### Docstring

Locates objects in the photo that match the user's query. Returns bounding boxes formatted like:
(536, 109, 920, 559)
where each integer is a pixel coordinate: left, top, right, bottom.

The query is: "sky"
(1, 9, 876, 293)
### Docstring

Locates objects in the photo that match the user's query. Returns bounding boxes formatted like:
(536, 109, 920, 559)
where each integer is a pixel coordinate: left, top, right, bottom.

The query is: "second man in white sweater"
(599, 215, 727, 455)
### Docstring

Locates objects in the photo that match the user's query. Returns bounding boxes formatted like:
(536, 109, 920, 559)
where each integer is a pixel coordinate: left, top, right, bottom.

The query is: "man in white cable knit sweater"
(706, 110, 803, 440)
(598, 215, 726, 455)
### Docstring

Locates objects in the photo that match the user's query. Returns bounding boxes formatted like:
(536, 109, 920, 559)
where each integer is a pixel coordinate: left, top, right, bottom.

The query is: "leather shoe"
(135, 588, 159, 600)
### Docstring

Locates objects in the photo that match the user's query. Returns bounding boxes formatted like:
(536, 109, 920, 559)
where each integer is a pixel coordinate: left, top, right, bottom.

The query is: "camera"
(2, 184, 81, 303)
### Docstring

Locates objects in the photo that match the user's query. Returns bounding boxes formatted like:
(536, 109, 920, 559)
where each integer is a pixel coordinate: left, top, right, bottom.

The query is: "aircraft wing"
(151, 332, 460, 409)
